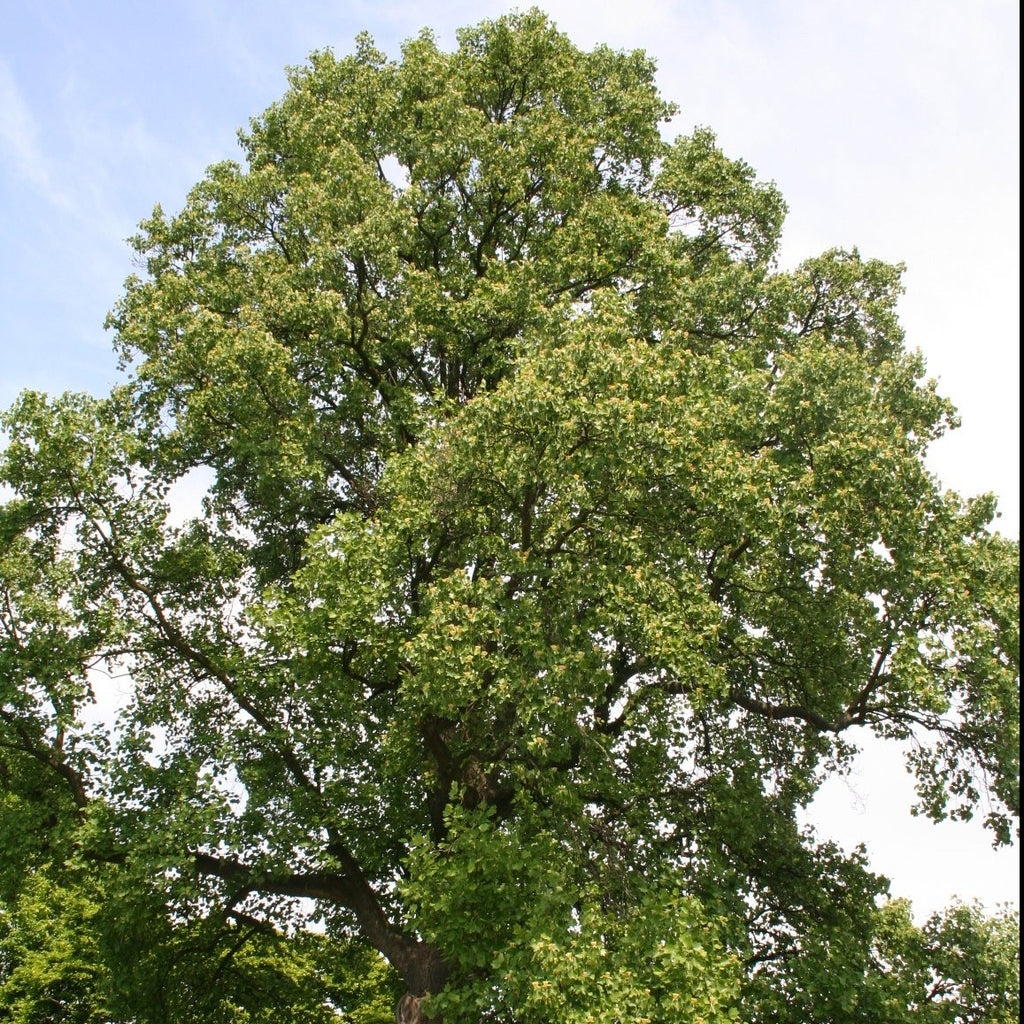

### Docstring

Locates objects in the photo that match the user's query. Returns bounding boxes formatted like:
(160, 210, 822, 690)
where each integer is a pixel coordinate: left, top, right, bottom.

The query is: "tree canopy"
(0, 11, 1018, 1022)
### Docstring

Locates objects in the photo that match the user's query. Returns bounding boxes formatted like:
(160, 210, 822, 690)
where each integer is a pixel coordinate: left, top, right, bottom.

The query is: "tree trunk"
(392, 943, 449, 1023)
(396, 993, 427, 1023)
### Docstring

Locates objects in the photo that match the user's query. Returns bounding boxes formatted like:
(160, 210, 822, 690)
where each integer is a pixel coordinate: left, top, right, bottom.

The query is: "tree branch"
(193, 850, 449, 994)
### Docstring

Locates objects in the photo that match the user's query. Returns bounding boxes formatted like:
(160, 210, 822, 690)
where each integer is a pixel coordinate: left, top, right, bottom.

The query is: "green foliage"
(0, 874, 113, 1024)
(0, 868, 399, 1023)
(0, 10, 1018, 1021)
(869, 900, 1021, 1024)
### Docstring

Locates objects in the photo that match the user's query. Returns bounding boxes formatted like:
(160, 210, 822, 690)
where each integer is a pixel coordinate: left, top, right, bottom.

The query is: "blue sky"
(1, 0, 1019, 918)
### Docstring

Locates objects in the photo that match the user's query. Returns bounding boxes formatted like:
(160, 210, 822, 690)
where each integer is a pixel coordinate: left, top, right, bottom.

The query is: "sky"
(0, 1, 1018, 920)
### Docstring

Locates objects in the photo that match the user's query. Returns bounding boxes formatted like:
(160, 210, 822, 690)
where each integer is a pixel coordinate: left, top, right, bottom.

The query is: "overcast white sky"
(0, 0, 1018, 920)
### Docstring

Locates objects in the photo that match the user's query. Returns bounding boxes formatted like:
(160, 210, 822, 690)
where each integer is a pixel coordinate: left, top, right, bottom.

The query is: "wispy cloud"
(0, 58, 72, 209)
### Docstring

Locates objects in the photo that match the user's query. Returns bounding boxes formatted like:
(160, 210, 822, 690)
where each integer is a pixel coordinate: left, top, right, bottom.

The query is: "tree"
(0, 10, 1018, 1021)
(868, 900, 1020, 1023)
(0, 869, 400, 1023)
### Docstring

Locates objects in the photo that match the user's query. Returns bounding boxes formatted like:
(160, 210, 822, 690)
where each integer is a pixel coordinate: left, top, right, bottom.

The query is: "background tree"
(0, 869, 399, 1023)
(0, 11, 1018, 1022)
(863, 900, 1020, 1023)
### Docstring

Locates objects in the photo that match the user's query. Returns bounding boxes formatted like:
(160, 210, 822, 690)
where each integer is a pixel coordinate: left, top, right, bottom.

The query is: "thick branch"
(0, 708, 90, 811)
(194, 850, 449, 994)
(728, 686, 855, 733)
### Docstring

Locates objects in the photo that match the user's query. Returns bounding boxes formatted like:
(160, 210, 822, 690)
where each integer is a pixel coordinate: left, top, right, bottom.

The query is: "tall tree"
(0, 11, 1018, 1021)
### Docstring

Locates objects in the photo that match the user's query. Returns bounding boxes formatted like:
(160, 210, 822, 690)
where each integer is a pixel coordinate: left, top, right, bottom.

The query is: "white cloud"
(805, 736, 1020, 921)
(0, 59, 65, 202)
